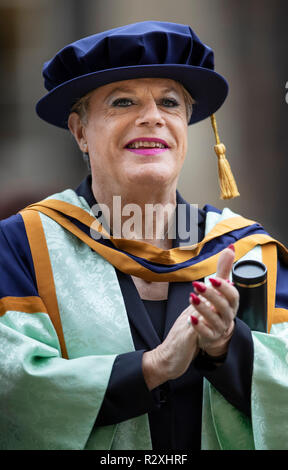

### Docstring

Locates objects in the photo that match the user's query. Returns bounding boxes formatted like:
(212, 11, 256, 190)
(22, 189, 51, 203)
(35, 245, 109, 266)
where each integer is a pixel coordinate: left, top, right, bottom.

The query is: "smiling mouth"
(125, 137, 169, 148)
(125, 138, 170, 154)
(126, 141, 167, 149)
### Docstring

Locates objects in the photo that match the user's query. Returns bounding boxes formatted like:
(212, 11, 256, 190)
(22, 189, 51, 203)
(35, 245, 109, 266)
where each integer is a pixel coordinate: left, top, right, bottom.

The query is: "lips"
(126, 147, 168, 156)
(124, 137, 170, 149)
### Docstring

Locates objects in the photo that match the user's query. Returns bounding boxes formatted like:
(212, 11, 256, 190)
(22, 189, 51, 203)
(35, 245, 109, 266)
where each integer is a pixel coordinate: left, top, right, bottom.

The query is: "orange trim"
(0, 296, 47, 317)
(273, 308, 288, 325)
(21, 205, 287, 285)
(27, 199, 258, 262)
(27, 199, 103, 235)
(261, 242, 278, 332)
(22, 205, 221, 281)
(20, 210, 68, 359)
(26, 199, 288, 265)
(114, 216, 257, 262)
(20, 199, 288, 335)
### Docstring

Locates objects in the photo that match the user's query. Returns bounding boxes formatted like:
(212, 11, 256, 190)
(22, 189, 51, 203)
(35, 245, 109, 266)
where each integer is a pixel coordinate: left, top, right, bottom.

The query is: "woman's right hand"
(142, 304, 199, 390)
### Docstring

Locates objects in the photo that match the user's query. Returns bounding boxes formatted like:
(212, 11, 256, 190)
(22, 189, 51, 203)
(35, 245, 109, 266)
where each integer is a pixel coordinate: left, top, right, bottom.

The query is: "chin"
(126, 167, 174, 187)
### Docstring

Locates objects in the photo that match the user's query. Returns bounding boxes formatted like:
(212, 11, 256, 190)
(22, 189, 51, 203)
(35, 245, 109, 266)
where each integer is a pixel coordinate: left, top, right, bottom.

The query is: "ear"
(68, 112, 88, 153)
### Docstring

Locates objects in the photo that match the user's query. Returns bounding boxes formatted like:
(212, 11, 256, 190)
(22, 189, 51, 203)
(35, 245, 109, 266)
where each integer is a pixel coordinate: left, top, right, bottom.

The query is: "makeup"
(190, 292, 201, 305)
(125, 148, 169, 155)
(209, 278, 222, 288)
(192, 281, 206, 293)
(124, 137, 170, 155)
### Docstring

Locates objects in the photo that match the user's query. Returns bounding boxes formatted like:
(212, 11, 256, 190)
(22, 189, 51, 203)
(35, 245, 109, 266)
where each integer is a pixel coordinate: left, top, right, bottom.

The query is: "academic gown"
(76, 176, 253, 450)
(1, 175, 287, 450)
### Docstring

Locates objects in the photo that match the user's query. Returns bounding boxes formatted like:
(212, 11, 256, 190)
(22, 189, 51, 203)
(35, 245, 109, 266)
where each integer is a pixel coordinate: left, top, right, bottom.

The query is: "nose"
(135, 99, 166, 128)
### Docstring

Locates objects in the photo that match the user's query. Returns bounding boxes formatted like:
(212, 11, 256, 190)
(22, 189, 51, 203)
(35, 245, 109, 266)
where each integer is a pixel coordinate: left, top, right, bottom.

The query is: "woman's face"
(77, 78, 188, 196)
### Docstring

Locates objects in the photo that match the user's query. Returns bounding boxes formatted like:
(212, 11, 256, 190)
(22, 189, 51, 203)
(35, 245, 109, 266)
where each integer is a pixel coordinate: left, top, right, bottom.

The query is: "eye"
(111, 97, 134, 107)
(160, 97, 179, 107)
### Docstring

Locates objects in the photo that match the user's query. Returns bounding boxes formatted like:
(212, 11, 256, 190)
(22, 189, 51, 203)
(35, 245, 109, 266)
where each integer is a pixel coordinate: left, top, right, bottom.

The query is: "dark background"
(0, 0, 287, 244)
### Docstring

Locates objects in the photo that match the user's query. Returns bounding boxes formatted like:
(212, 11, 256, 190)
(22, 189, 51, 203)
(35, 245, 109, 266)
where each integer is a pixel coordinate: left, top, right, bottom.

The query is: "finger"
(181, 302, 198, 318)
(216, 244, 235, 280)
(192, 282, 234, 325)
(209, 277, 239, 311)
(189, 293, 224, 332)
(189, 314, 218, 341)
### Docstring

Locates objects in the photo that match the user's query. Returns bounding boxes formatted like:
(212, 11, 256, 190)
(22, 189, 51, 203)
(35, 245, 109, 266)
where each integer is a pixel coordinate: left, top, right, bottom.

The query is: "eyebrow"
(107, 86, 136, 95)
(106, 85, 181, 98)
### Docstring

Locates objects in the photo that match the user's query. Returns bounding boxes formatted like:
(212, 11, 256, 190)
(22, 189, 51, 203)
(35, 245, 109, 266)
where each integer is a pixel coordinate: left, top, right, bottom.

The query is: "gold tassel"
(210, 114, 240, 200)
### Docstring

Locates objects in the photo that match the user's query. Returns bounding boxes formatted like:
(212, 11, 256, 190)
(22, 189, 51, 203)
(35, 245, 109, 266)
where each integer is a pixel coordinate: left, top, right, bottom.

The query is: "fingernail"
(192, 281, 206, 293)
(190, 292, 201, 305)
(190, 315, 199, 325)
(209, 277, 222, 288)
(228, 243, 235, 252)
(226, 279, 235, 285)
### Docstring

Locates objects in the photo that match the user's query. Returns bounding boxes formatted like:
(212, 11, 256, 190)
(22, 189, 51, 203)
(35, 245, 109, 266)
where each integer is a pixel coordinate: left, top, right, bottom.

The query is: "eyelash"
(111, 97, 179, 108)
(112, 98, 134, 107)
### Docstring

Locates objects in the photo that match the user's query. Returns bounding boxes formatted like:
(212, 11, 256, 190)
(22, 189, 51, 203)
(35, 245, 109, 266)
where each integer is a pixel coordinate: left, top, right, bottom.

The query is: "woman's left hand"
(189, 245, 239, 357)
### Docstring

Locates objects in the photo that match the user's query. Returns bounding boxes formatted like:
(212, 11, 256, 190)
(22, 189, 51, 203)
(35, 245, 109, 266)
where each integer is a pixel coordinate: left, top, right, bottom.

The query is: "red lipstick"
(126, 148, 168, 155)
(124, 137, 170, 155)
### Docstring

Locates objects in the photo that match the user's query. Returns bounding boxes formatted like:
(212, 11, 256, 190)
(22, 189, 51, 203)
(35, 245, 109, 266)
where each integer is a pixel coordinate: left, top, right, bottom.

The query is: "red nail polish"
(209, 277, 222, 288)
(192, 281, 206, 293)
(228, 243, 235, 252)
(190, 292, 201, 305)
(190, 315, 199, 325)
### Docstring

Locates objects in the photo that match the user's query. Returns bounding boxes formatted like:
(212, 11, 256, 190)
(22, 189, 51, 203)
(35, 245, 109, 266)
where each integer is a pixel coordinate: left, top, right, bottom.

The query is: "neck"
(91, 180, 177, 247)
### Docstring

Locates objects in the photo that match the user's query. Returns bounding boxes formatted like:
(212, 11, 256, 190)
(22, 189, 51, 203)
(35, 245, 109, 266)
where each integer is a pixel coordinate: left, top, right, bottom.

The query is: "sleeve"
(194, 317, 253, 417)
(0, 216, 117, 450)
(95, 350, 159, 426)
(275, 255, 288, 311)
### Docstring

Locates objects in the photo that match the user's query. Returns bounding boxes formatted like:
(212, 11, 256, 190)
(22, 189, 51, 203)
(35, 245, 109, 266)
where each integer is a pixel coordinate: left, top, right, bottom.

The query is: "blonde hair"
(70, 82, 195, 124)
(180, 84, 194, 122)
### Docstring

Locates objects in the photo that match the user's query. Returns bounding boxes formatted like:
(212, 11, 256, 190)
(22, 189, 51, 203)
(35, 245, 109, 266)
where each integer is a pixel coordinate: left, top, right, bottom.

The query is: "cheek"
(87, 114, 125, 149)
(86, 124, 124, 176)
(174, 122, 188, 159)
(86, 120, 110, 154)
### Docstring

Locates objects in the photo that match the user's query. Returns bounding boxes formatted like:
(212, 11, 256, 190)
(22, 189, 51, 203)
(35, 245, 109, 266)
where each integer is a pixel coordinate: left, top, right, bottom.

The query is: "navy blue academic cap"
(36, 21, 228, 129)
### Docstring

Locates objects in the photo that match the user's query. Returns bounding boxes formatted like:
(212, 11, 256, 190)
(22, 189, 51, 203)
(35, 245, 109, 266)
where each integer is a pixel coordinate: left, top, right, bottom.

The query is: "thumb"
(216, 244, 235, 279)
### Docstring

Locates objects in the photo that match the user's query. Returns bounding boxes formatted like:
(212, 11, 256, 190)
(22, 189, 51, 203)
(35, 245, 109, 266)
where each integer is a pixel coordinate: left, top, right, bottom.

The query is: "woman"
(0, 21, 287, 450)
